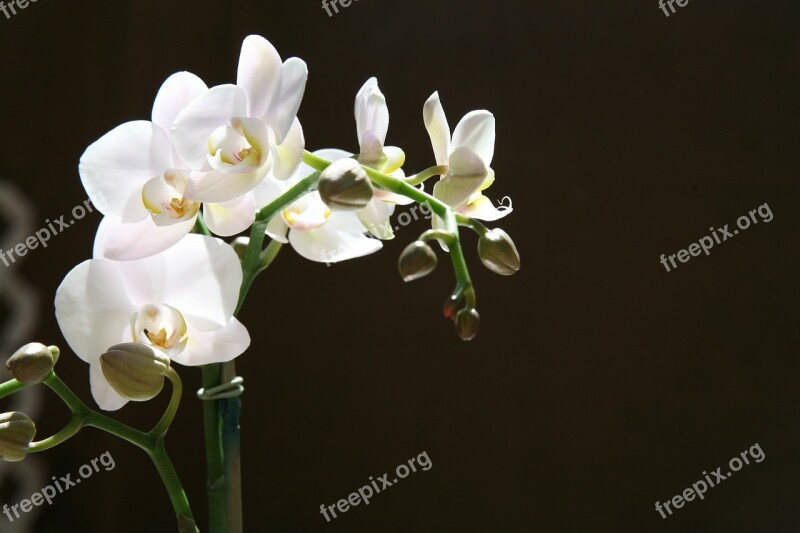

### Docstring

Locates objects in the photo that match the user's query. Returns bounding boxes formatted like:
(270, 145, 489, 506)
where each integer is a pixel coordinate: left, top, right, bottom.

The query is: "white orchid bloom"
(423, 92, 512, 221)
(55, 235, 249, 411)
(80, 72, 209, 261)
(263, 149, 382, 263)
(171, 35, 308, 237)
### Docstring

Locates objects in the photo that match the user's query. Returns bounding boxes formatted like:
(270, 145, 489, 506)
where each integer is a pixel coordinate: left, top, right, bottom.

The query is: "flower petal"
(423, 92, 451, 167)
(203, 195, 257, 237)
(55, 260, 136, 365)
(458, 194, 513, 221)
(114, 234, 242, 327)
(172, 84, 248, 170)
(151, 72, 208, 138)
(90, 364, 129, 411)
(433, 147, 488, 208)
(451, 110, 495, 166)
(237, 35, 281, 118)
(357, 198, 395, 240)
(382, 146, 405, 174)
(79, 121, 172, 222)
(173, 317, 250, 366)
(270, 117, 305, 180)
(289, 223, 382, 263)
(93, 215, 196, 261)
(184, 166, 270, 204)
(264, 58, 308, 144)
(355, 78, 389, 148)
(266, 215, 289, 243)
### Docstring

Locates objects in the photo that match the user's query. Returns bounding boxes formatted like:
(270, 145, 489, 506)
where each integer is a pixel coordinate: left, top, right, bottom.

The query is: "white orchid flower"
(55, 235, 250, 411)
(171, 35, 308, 237)
(262, 149, 382, 263)
(423, 92, 512, 221)
(80, 71, 209, 261)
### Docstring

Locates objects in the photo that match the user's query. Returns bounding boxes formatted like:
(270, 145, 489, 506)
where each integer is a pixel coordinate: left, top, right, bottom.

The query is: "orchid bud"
(0, 412, 36, 462)
(477, 229, 520, 276)
(399, 241, 438, 282)
(455, 308, 480, 341)
(318, 159, 373, 211)
(6, 343, 58, 384)
(232, 237, 250, 261)
(100, 343, 171, 402)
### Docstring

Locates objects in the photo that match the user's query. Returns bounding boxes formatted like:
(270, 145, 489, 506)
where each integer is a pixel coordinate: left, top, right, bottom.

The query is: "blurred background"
(0, 0, 798, 531)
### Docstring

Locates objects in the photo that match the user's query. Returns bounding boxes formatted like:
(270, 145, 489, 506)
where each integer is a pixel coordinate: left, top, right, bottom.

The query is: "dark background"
(0, 0, 798, 531)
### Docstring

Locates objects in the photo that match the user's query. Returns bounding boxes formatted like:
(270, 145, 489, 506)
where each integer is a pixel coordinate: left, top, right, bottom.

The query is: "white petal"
(289, 224, 382, 263)
(423, 92, 451, 166)
(265, 215, 289, 243)
(270, 117, 305, 180)
(433, 148, 488, 208)
(184, 166, 269, 204)
(151, 72, 208, 137)
(252, 176, 287, 209)
(79, 121, 171, 222)
(452, 110, 495, 166)
(264, 58, 308, 143)
(203, 195, 257, 237)
(458, 194, 513, 221)
(357, 198, 395, 240)
(115, 234, 242, 327)
(382, 146, 405, 174)
(355, 77, 389, 148)
(90, 364, 129, 411)
(93, 215, 196, 261)
(172, 85, 248, 170)
(173, 317, 250, 366)
(237, 35, 281, 118)
(55, 260, 136, 365)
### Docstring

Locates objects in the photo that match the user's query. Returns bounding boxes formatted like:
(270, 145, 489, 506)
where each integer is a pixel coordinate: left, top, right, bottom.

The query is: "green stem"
(405, 164, 448, 186)
(28, 415, 84, 453)
(150, 368, 183, 439)
(0, 378, 28, 400)
(200, 364, 226, 533)
(151, 439, 199, 533)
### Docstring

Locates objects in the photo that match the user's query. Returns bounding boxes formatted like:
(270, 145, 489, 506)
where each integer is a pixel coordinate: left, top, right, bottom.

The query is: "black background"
(0, 0, 798, 531)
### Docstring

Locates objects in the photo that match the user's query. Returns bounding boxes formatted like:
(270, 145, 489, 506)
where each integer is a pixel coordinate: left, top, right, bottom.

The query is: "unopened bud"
(443, 293, 465, 319)
(232, 237, 250, 261)
(399, 241, 438, 282)
(100, 343, 171, 402)
(0, 412, 36, 462)
(318, 158, 373, 211)
(6, 343, 58, 384)
(478, 229, 520, 276)
(455, 308, 480, 341)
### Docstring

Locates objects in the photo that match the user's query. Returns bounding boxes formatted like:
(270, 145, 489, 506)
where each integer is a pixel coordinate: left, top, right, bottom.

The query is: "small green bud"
(100, 343, 171, 402)
(232, 237, 250, 261)
(6, 343, 57, 384)
(0, 412, 36, 462)
(399, 241, 438, 282)
(477, 229, 520, 276)
(455, 308, 480, 341)
(318, 158, 374, 211)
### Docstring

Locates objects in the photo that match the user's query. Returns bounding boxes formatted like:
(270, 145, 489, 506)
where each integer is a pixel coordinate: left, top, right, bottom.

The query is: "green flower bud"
(477, 229, 520, 276)
(318, 158, 373, 211)
(232, 237, 250, 261)
(455, 308, 480, 341)
(100, 343, 171, 402)
(6, 343, 58, 384)
(0, 412, 36, 462)
(399, 241, 438, 282)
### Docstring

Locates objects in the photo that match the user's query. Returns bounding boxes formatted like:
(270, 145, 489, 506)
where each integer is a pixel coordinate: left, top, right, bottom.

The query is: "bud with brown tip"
(100, 343, 171, 402)
(318, 159, 374, 211)
(0, 412, 36, 462)
(478, 229, 520, 276)
(6, 343, 58, 384)
(399, 241, 438, 282)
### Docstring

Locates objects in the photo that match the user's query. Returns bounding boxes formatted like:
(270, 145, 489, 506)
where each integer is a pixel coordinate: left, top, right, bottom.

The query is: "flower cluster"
(54, 34, 519, 411)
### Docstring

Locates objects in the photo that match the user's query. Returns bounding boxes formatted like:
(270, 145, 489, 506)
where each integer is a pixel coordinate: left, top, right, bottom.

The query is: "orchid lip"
(131, 304, 188, 358)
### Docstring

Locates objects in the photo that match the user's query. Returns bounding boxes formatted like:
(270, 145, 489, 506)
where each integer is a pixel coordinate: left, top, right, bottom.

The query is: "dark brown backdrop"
(0, 0, 798, 531)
